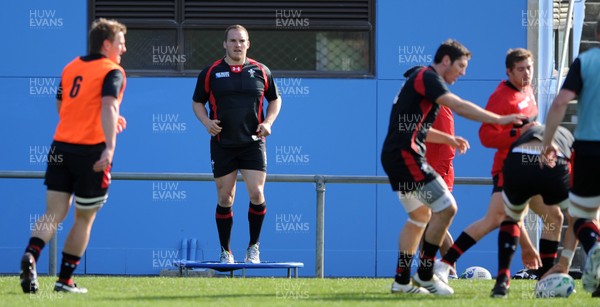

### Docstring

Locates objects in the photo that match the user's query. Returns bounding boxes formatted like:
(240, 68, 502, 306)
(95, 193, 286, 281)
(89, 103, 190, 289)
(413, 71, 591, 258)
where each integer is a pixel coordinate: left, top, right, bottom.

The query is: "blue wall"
(1, 0, 531, 277)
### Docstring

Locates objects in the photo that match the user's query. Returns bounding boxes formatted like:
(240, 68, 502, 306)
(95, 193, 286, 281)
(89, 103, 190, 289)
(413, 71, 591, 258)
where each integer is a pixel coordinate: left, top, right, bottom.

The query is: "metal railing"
(0, 170, 491, 278)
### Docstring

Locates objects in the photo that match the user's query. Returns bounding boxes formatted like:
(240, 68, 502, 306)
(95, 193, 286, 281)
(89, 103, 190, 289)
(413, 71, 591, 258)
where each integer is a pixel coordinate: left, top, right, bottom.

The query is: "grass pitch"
(0, 275, 592, 306)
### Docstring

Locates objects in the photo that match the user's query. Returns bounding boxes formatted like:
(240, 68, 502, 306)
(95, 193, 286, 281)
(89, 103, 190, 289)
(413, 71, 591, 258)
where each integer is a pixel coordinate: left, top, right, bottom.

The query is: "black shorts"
(381, 149, 437, 192)
(571, 141, 600, 197)
(44, 141, 110, 208)
(491, 173, 503, 193)
(210, 141, 266, 178)
(502, 152, 569, 206)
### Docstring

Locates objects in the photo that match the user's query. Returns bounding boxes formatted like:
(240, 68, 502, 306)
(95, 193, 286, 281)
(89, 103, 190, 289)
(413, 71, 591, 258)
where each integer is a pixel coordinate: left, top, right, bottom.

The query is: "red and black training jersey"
(382, 66, 450, 158)
(479, 81, 537, 176)
(425, 105, 455, 190)
(192, 57, 279, 147)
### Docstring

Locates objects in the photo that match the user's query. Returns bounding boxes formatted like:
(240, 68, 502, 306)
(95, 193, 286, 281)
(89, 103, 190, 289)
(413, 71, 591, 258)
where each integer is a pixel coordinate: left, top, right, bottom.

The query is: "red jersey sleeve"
(426, 106, 455, 178)
(479, 84, 520, 149)
(478, 109, 517, 149)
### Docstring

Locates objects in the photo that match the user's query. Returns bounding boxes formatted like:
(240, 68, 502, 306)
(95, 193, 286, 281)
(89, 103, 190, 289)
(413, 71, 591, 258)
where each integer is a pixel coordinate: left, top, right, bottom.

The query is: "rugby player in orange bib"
(19, 18, 127, 294)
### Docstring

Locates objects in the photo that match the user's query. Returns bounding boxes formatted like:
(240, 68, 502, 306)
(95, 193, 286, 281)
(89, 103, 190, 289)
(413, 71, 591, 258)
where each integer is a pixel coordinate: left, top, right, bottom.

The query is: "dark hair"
(505, 48, 533, 69)
(433, 39, 471, 64)
(224, 24, 249, 42)
(89, 18, 126, 54)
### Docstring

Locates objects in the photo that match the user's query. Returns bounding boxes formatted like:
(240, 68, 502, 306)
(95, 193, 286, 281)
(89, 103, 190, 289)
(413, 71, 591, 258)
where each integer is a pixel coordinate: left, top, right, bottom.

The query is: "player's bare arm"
(543, 210, 577, 277)
(426, 128, 470, 154)
(436, 92, 526, 126)
(192, 100, 222, 137)
(94, 96, 119, 172)
(541, 89, 576, 167)
(257, 97, 281, 137)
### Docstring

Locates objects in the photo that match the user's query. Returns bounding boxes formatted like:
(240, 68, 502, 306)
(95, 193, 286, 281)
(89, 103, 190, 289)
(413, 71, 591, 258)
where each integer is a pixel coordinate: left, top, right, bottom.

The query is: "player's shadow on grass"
(94, 293, 282, 301)
(302, 292, 458, 302)
(96, 292, 458, 302)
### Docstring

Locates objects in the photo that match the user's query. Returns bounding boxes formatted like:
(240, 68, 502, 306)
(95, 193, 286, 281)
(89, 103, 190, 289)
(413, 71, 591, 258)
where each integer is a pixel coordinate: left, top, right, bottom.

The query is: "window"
(552, 0, 574, 74)
(90, 0, 375, 77)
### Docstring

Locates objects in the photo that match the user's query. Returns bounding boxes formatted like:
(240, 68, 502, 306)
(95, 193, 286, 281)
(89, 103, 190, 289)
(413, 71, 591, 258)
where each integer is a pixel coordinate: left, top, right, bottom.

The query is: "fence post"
(315, 175, 326, 278)
(49, 232, 57, 276)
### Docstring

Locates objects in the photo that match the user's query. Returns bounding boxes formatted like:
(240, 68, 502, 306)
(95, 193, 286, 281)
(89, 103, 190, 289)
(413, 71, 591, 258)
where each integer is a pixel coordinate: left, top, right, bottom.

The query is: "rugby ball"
(534, 273, 575, 298)
(459, 266, 492, 280)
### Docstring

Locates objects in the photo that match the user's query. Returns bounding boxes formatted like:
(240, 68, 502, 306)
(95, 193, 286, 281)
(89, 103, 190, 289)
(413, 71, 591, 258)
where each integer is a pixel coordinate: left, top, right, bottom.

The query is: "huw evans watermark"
(29, 145, 63, 166)
(275, 9, 309, 28)
(152, 182, 187, 202)
(275, 78, 310, 97)
(521, 9, 553, 29)
(275, 213, 309, 233)
(152, 249, 180, 268)
(397, 114, 433, 133)
(28, 283, 64, 300)
(275, 280, 309, 299)
(30, 214, 64, 233)
(397, 182, 433, 200)
(29, 10, 64, 29)
(152, 45, 187, 65)
(152, 113, 187, 133)
(398, 45, 432, 66)
(275, 145, 310, 165)
(29, 78, 59, 97)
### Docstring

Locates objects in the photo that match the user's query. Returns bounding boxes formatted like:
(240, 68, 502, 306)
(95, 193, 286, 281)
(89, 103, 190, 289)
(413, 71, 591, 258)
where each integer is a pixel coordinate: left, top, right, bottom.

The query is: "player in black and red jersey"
(381, 39, 525, 295)
(192, 25, 281, 264)
(20, 18, 128, 294)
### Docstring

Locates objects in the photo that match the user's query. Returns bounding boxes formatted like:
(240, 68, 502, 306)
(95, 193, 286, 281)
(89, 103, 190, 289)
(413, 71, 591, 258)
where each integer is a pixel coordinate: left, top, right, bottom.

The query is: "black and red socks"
(216, 204, 233, 252)
(248, 202, 266, 246)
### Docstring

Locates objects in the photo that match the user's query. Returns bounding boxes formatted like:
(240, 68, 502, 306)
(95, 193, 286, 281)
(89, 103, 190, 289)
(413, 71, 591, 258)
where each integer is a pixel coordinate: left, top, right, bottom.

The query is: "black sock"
(417, 240, 439, 281)
(25, 237, 46, 262)
(248, 202, 266, 246)
(537, 239, 559, 277)
(442, 232, 476, 266)
(58, 252, 81, 285)
(497, 221, 520, 285)
(574, 218, 600, 253)
(215, 204, 233, 252)
(395, 251, 414, 285)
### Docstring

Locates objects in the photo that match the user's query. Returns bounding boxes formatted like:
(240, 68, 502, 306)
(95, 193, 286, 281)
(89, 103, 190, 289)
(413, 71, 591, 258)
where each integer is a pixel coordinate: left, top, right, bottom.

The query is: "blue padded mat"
(174, 260, 304, 272)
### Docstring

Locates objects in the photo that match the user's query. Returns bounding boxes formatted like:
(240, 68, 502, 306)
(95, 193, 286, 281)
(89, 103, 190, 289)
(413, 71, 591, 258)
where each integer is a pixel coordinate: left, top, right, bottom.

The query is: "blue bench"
(174, 260, 304, 278)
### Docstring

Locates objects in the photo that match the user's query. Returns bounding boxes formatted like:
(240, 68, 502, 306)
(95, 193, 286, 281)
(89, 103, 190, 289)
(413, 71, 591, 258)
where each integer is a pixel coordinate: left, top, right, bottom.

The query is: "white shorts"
(397, 176, 456, 213)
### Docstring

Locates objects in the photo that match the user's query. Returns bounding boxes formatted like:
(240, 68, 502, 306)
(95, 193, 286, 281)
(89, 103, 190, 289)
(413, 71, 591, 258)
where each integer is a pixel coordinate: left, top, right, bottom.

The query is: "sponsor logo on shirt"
(216, 72, 230, 78)
(518, 96, 531, 110)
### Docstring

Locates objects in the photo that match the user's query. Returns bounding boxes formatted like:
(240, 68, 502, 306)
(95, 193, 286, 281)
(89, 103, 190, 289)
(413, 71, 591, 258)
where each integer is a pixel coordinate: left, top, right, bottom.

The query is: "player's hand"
(519, 121, 539, 134)
(452, 136, 470, 155)
(521, 246, 542, 270)
(539, 145, 558, 168)
(497, 114, 528, 126)
(93, 148, 114, 172)
(257, 121, 272, 138)
(205, 120, 222, 136)
(116, 115, 127, 134)
(541, 262, 569, 279)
